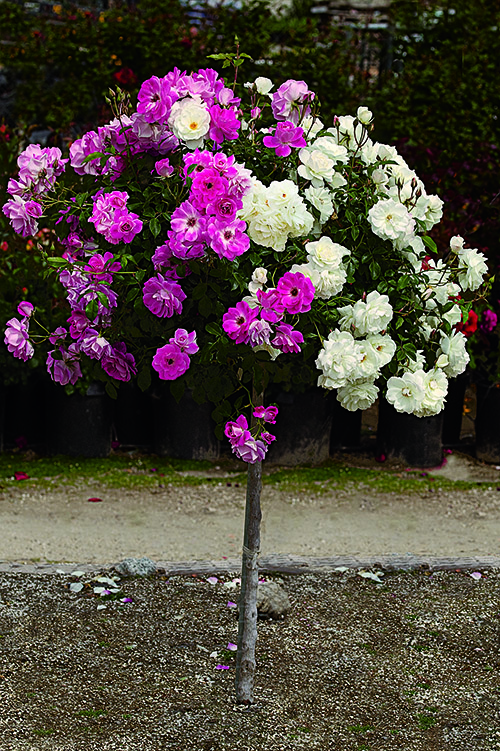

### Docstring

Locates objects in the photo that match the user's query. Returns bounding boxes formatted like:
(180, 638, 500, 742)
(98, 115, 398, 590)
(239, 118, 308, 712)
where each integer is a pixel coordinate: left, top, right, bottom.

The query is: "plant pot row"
(0, 378, 497, 466)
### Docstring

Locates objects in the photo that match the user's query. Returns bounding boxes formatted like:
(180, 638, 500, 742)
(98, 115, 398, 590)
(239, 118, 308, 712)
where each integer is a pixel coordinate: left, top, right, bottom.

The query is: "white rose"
(304, 186, 334, 223)
(248, 266, 268, 293)
(457, 247, 488, 291)
(386, 371, 425, 414)
(337, 380, 379, 411)
(357, 106, 373, 125)
(292, 263, 346, 300)
(368, 198, 415, 247)
(450, 235, 465, 252)
(351, 291, 393, 336)
(311, 136, 349, 164)
(315, 330, 360, 389)
(438, 331, 470, 377)
(365, 334, 396, 369)
(301, 116, 324, 141)
(169, 96, 210, 149)
(254, 77, 273, 95)
(298, 148, 335, 187)
(305, 236, 350, 270)
(416, 368, 448, 417)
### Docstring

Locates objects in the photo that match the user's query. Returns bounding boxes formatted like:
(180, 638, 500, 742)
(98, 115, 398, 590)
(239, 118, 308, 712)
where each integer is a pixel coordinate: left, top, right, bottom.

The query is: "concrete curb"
(1, 553, 500, 576)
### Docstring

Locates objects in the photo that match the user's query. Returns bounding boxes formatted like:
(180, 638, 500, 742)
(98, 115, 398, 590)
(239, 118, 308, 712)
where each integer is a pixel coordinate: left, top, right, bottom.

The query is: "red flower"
(113, 68, 137, 86)
(14, 471, 29, 481)
(456, 309, 478, 337)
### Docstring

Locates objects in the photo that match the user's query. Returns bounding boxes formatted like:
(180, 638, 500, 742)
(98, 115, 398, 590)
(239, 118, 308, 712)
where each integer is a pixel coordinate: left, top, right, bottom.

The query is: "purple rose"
(208, 105, 240, 145)
(46, 344, 82, 386)
(106, 209, 143, 245)
(208, 218, 249, 261)
(253, 405, 279, 424)
(222, 301, 259, 344)
(143, 275, 186, 318)
(152, 342, 190, 380)
(101, 342, 137, 382)
(3, 195, 43, 237)
(170, 328, 199, 354)
(263, 121, 306, 157)
(231, 437, 267, 464)
(17, 301, 34, 318)
(276, 272, 315, 314)
(480, 309, 498, 333)
(271, 80, 314, 124)
(271, 323, 304, 353)
(4, 317, 34, 361)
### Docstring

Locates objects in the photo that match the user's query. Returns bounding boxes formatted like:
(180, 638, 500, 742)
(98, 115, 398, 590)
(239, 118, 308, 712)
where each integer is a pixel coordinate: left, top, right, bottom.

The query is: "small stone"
(256, 580, 290, 619)
(115, 557, 157, 577)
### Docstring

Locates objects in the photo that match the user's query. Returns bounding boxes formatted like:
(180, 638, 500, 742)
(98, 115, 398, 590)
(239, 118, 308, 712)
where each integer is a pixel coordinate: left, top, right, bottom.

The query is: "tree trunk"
(235, 460, 262, 704)
(235, 386, 264, 704)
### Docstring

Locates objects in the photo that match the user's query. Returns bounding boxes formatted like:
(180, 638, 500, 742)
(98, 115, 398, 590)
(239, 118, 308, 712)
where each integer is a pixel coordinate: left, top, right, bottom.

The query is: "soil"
(1, 567, 500, 750)
(2, 448, 500, 750)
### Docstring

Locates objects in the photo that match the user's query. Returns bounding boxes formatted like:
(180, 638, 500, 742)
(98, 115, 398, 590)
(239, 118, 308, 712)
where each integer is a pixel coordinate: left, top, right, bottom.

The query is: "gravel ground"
(1, 567, 500, 751)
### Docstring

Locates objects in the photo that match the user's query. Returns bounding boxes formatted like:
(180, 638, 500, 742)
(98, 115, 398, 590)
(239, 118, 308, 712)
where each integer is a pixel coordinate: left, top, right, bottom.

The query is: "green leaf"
(422, 236, 438, 254)
(46, 257, 67, 267)
(150, 217, 161, 238)
(205, 322, 222, 336)
(105, 382, 118, 399)
(198, 296, 213, 317)
(137, 367, 151, 393)
(85, 299, 99, 320)
(369, 260, 381, 279)
(96, 289, 110, 307)
(192, 282, 208, 300)
(170, 378, 185, 403)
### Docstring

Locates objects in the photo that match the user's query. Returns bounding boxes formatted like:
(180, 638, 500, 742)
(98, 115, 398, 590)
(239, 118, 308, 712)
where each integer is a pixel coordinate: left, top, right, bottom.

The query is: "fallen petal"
(88, 497, 103, 503)
(14, 471, 29, 481)
(227, 601, 237, 608)
(470, 571, 482, 580)
(69, 582, 84, 593)
(215, 665, 230, 670)
(206, 576, 218, 585)
(227, 642, 237, 651)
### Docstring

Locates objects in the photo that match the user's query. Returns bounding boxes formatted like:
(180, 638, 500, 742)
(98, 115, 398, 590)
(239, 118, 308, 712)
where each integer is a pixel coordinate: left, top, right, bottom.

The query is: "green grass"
(0, 451, 495, 495)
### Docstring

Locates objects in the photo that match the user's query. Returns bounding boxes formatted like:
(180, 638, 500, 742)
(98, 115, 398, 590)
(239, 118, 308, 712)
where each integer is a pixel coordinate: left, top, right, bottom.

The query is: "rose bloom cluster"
(222, 269, 314, 353)
(225, 405, 278, 463)
(1, 65, 489, 462)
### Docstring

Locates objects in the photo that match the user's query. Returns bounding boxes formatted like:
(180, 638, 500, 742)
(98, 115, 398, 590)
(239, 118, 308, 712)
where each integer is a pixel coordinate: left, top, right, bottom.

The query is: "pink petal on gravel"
(227, 601, 237, 608)
(470, 571, 482, 580)
(121, 597, 133, 603)
(207, 576, 218, 585)
(88, 497, 103, 503)
(216, 665, 230, 670)
(227, 642, 237, 651)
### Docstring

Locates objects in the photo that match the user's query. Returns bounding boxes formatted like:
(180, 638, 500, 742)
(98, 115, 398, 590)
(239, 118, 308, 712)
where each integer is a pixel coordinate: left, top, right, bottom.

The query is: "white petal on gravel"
(69, 582, 84, 593)
(223, 581, 238, 589)
(93, 587, 106, 594)
(71, 571, 87, 578)
(334, 566, 349, 573)
(358, 571, 384, 583)
(210, 651, 218, 658)
(97, 604, 107, 610)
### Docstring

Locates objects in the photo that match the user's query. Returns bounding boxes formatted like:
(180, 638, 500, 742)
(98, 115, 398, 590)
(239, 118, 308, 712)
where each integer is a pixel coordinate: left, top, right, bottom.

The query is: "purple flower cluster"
(3, 144, 67, 237)
(4, 301, 35, 362)
(152, 328, 199, 380)
(69, 68, 240, 181)
(222, 271, 314, 350)
(89, 191, 143, 245)
(151, 150, 252, 267)
(224, 405, 278, 464)
(45, 251, 136, 385)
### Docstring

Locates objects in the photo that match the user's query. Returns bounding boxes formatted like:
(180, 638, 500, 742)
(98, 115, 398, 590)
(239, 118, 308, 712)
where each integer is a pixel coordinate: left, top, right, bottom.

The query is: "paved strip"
(1, 553, 500, 576)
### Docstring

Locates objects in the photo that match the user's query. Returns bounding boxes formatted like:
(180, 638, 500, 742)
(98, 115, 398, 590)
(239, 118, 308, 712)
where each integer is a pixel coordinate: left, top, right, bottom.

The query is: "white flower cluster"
(240, 179, 314, 252)
(291, 236, 350, 299)
(316, 291, 396, 411)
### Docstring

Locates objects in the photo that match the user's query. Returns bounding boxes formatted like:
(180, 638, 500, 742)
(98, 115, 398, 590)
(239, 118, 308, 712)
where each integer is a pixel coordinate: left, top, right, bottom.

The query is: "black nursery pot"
(377, 398, 444, 468)
(152, 386, 220, 460)
(46, 381, 112, 458)
(475, 382, 500, 463)
(265, 387, 335, 465)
